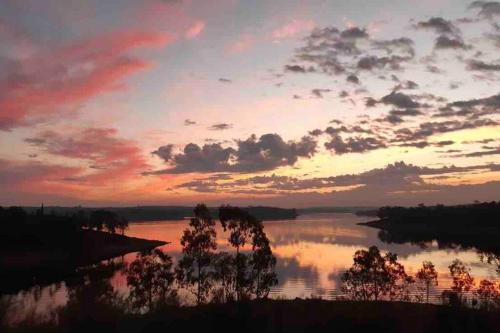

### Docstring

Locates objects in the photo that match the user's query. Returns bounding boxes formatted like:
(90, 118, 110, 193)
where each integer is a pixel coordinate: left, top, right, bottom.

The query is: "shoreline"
(0, 230, 167, 294)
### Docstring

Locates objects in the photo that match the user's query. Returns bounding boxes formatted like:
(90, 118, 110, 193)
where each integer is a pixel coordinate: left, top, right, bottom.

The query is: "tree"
(126, 249, 177, 311)
(473, 279, 500, 311)
(219, 205, 277, 300)
(416, 261, 438, 303)
(176, 204, 217, 305)
(341, 246, 413, 301)
(211, 252, 237, 303)
(441, 259, 474, 307)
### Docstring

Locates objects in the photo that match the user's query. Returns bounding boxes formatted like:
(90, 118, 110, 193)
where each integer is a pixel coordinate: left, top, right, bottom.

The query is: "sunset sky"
(1, 0, 500, 207)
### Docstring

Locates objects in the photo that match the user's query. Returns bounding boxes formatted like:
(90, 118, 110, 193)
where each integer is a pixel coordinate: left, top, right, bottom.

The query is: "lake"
(2, 213, 499, 324)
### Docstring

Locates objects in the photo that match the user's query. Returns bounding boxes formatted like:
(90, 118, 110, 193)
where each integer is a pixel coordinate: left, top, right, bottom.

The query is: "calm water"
(2, 213, 499, 323)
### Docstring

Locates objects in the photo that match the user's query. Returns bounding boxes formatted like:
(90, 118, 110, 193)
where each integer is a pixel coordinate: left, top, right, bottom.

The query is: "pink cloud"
(0, 31, 175, 130)
(185, 20, 206, 39)
(227, 33, 257, 54)
(271, 19, 315, 40)
(25, 127, 148, 184)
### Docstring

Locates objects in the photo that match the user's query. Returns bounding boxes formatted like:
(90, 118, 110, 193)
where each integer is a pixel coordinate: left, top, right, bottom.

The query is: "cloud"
(152, 144, 174, 162)
(219, 78, 232, 83)
(0, 31, 175, 130)
(380, 91, 420, 108)
(415, 17, 459, 35)
(184, 119, 196, 126)
(469, 1, 500, 18)
(185, 20, 205, 39)
(271, 19, 315, 40)
(24, 127, 147, 182)
(324, 135, 386, 154)
(457, 145, 500, 157)
(284, 64, 313, 73)
(174, 161, 500, 198)
(208, 123, 233, 131)
(467, 59, 500, 71)
(346, 74, 360, 84)
(434, 35, 469, 49)
(311, 88, 331, 98)
(340, 27, 368, 39)
(148, 133, 317, 174)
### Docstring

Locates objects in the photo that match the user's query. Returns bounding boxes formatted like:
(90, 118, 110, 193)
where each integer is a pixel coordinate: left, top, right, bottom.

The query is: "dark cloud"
(311, 89, 331, 98)
(148, 134, 317, 174)
(434, 35, 469, 49)
(208, 123, 233, 131)
(357, 55, 410, 71)
(174, 161, 500, 196)
(285, 64, 312, 73)
(467, 59, 500, 71)
(457, 145, 500, 157)
(393, 119, 499, 143)
(416, 17, 459, 35)
(450, 92, 500, 108)
(380, 91, 420, 108)
(184, 119, 196, 126)
(469, 1, 500, 18)
(346, 74, 360, 84)
(372, 38, 415, 56)
(324, 135, 386, 154)
(340, 27, 368, 39)
(152, 144, 174, 162)
(219, 78, 232, 83)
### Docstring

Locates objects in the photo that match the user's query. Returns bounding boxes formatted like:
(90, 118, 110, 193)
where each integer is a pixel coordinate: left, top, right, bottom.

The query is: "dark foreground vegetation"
(22, 205, 298, 221)
(0, 206, 165, 293)
(2, 242, 499, 332)
(2, 204, 499, 332)
(3, 300, 500, 333)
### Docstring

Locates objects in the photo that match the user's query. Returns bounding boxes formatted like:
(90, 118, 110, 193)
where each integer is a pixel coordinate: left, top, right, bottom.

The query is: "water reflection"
(2, 213, 499, 324)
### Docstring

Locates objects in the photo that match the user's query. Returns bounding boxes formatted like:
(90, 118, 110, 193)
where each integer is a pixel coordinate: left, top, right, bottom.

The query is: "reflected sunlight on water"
(2, 213, 499, 323)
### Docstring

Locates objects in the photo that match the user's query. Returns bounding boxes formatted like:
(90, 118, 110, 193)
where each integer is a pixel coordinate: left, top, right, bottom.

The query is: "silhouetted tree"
(473, 279, 500, 311)
(211, 252, 237, 303)
(219, 205, 277, 300)
(176, 204, 217, 305)
(89, 210, 126, 234)
(126, 249, 177, 311)
(441, 259, 474, 307)
(416, 261, 438, 303)
(341, 246, 413, 301)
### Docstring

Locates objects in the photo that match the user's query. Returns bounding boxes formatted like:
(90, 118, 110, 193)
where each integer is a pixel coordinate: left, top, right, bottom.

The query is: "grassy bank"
(4, 299, 500, 333)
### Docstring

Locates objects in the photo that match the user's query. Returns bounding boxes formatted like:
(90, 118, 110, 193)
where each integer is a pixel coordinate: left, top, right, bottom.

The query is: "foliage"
(219, 205, 278, 300)
(416, 261, 438, 303)
(126, 249, 177, 311)
(176, 204, 217, 305)
(441, 259, 474, 307)
(341, 246, 414, 301)
(473, 279, 500, 311)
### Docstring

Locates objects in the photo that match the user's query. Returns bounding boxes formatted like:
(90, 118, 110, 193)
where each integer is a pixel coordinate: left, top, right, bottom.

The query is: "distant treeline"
(376, 201, 500, 226)
(299, 206, 376, 215)
(21, 205, 299, 221)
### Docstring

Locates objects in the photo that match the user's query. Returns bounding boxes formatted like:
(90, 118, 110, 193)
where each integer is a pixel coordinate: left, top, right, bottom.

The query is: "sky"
(1, 0, 500, 207)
